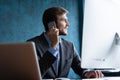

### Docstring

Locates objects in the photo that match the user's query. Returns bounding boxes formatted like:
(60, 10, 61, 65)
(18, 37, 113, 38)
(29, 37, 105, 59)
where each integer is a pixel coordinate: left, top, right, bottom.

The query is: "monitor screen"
(81, 0, 120, 69)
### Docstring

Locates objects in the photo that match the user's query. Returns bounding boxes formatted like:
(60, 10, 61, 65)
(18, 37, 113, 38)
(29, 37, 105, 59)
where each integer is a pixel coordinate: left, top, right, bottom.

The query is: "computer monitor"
(81, 0, 120, 69)
(0, 42, 42, 80)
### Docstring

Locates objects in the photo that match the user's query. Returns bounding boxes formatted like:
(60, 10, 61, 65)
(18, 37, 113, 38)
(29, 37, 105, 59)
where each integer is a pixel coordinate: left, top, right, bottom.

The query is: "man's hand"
(46, 27, 59, 49)
(84, 70, 104, 78)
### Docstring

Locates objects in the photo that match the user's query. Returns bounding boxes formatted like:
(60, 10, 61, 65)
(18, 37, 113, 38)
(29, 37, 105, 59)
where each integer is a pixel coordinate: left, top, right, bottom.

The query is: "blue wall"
(0, 0, 83, 78)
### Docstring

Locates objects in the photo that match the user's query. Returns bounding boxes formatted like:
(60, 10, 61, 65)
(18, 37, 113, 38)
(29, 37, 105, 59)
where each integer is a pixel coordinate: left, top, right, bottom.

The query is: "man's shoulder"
(27, 33, 44, 42)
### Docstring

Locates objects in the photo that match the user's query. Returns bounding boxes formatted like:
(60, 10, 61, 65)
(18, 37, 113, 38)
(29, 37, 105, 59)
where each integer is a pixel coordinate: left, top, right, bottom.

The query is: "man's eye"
(61, 19, 68, 22)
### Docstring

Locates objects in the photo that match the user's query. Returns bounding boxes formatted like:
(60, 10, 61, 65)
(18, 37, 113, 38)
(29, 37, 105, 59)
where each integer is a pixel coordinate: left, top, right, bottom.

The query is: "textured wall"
(0, 0, 83, 78)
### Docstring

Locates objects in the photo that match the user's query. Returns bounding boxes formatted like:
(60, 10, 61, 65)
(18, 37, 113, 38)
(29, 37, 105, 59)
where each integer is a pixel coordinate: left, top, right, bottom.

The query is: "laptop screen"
(0, 42, 42, 80)
(81, 0, 120, 69)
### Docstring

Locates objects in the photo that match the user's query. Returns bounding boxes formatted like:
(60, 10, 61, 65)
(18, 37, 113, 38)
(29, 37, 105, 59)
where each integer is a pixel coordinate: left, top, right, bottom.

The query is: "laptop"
(0, 42, 42, 80)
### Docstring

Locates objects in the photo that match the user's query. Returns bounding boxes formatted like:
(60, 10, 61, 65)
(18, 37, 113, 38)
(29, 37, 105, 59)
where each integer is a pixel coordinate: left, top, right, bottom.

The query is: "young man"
(27, 7, 104, 79)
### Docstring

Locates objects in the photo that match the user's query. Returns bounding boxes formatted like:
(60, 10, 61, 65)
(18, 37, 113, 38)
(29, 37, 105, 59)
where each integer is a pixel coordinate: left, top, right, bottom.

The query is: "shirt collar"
(44, 32, 61, 47)
(44, 32, 51, 47)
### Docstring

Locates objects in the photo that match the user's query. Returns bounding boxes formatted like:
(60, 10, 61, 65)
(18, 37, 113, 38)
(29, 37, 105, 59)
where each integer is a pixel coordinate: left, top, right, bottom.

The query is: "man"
(27, 7, 104, 79)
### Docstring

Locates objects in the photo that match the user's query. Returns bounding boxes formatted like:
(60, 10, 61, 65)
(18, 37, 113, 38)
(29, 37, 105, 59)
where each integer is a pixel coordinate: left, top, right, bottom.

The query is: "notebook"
(0, 42, 42, 80)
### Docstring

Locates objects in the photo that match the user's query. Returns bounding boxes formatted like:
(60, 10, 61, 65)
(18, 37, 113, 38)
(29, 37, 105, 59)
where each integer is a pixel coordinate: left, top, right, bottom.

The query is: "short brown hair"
(42, 7, 68, 31)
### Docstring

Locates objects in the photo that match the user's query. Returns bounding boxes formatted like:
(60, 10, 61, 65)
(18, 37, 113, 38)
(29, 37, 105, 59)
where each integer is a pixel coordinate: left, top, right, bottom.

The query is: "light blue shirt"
(44, 33, 60, 74)
(44, 33, 60, 56)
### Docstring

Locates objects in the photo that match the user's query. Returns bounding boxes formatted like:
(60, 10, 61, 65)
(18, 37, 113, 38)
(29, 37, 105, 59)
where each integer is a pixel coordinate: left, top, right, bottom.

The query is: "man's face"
(56, 13, 70, 35)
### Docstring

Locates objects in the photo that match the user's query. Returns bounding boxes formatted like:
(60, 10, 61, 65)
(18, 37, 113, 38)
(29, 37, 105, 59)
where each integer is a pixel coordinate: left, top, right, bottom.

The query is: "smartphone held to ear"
(48, 21, 56, 30)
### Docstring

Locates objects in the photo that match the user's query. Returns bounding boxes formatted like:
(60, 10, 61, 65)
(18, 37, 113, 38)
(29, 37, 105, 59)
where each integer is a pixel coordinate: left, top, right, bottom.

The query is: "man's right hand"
(84, 70, 104, 79)
(46, 27, 59, 49)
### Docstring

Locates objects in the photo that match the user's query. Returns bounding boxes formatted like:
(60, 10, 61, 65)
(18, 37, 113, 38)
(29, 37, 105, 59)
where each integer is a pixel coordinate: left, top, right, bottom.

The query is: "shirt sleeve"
(82, 68, 95, 78)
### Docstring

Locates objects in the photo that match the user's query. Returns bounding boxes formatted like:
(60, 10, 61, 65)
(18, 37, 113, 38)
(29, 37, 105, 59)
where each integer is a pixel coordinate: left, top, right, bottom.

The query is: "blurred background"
(0, 0, 84, 78)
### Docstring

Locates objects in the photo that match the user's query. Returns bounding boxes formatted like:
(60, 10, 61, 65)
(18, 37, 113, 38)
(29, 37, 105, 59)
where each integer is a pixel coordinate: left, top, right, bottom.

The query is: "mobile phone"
(48, 21, 56, 30)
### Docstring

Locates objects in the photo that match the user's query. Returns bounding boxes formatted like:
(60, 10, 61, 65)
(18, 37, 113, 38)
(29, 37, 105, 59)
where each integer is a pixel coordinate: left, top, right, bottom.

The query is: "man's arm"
(71, 43, 104, 78)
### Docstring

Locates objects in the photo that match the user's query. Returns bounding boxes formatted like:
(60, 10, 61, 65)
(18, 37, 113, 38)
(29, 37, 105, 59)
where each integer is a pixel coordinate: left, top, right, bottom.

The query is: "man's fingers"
(95, 70, 104, 78)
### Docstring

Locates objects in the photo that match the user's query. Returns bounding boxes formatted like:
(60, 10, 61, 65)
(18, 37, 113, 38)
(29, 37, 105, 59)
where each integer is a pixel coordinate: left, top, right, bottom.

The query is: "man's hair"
(42, 7, 68, 31)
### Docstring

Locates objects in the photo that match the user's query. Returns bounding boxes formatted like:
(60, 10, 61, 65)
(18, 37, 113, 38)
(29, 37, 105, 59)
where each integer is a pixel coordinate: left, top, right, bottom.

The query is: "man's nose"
(66, 21, 70, 26)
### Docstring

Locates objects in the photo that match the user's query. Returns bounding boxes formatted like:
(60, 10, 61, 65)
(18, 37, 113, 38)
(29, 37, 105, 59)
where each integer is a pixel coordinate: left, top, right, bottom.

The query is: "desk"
(43, 77, 120, 80)
(82, 77, 120, 80)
